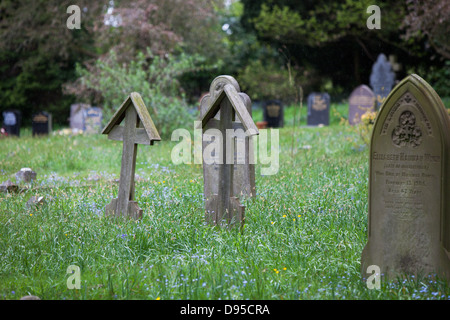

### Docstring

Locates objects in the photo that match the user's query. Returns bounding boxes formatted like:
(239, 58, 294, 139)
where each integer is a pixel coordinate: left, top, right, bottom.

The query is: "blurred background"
(0, 0, 448, 132)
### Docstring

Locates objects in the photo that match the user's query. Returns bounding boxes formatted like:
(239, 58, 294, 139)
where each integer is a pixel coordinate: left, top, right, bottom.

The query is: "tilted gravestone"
(348, 85, 375, 125)
(370, 53, 395, 110)
(102, 92, 160, 219)
(361, 74, 450, 281)
(263, 100, 284, 128)
(2, 110, 21, 137)
(32, 111, 52, 136)
(83, 107, 103, 134)
(307, 92, 330, 126)
(199, 75, 259, 228)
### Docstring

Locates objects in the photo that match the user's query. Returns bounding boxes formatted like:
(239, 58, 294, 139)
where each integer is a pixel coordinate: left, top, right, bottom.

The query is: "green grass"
(1, 103, 449, 300)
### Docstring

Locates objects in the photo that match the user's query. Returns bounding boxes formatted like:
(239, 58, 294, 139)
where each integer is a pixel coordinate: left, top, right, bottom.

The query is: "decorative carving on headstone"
(101, 92, 160, 219)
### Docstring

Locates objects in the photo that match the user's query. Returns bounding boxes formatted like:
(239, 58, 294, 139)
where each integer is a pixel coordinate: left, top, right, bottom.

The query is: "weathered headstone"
(199, 75, 259, 228)
(70, 103, 90, 132)
(263, 100, 284, 128)
(32, 111, 52, 136)
(83, 107, 103, 134)
(307, 92, 330, 126)
(2, 109, 21, 137)
(348, 85, 375, 125)
(370, 53, 395, 110)
(361, 74, 450, 281)
(102, 92, 161, 219)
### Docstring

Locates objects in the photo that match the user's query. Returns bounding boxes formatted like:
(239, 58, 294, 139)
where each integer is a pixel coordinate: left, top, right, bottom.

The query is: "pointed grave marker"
(361, 74, 450, 281)
(198, 75, 259, 228)
(102, 92, 160, 219)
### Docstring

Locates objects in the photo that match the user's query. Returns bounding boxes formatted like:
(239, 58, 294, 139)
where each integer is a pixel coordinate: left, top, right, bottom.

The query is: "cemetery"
(1, 1, 450, 303)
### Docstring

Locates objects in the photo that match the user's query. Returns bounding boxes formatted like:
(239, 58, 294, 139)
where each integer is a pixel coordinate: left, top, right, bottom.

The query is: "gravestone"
(0, 179, 18, 193)
(32, 111, 52, 136)
(83, 107, 103, 134)
(199, 75, 259, 228)
(370, 53, 395, 110)
(102, 92, 161, 219)
(70, 103, 90, 132)
(348, 85, 375, 125)
(263, 100, 284, 128)
(2, 110, 21, 137)
(307, 92, 330, 126)
(361, 74, 450, 281)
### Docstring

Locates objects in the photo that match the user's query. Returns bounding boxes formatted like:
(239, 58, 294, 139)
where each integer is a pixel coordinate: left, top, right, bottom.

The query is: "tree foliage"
(0, 0, 225, 125)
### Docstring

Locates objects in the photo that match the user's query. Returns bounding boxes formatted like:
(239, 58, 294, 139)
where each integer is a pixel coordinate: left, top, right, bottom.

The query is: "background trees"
(0, 0, 448, 127)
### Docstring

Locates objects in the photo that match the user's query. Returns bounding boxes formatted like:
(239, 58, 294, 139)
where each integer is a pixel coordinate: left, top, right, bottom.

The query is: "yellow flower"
(162, 181, 165, 183)
(156, 297, 161, 300)
(298, 215, 301, 218)
(293, 219, 295, 221)
(282, 215, 286, 218)
(29, 214, 33, 216)
(283, 267, 287, 271)
(271, 221, 274, 225)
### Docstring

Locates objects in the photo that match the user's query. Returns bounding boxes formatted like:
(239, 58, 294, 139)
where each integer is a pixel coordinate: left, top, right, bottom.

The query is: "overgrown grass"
(1, 103, 449, 300)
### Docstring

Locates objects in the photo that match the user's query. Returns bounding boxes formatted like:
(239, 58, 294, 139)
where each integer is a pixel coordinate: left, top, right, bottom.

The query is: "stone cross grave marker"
(370, 53, 395, 110)
(2, 109, 21, 137)
(32, 111, 52, 136)
(102, 92, 160, 219)
(83, 107, 103, 134)
(361, 74, 450, 281)
(263, 100, 284, 128)
(199, 75, 259, 228)
(307, 92, 330, 126)
(348, 85, 375, 125)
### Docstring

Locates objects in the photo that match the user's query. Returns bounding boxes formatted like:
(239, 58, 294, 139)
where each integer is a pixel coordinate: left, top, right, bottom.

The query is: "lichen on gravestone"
(0, 179, 18, 193)
(15, 168, 37, 183)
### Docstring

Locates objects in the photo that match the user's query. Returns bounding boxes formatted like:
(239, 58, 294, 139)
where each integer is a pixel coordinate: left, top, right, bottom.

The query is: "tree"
(0, 0, 227, 125)
(240, 0, 444, 96)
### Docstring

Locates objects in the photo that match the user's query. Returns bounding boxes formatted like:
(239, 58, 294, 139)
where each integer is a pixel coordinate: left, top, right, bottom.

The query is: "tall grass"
(0, 104, 449, 300)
